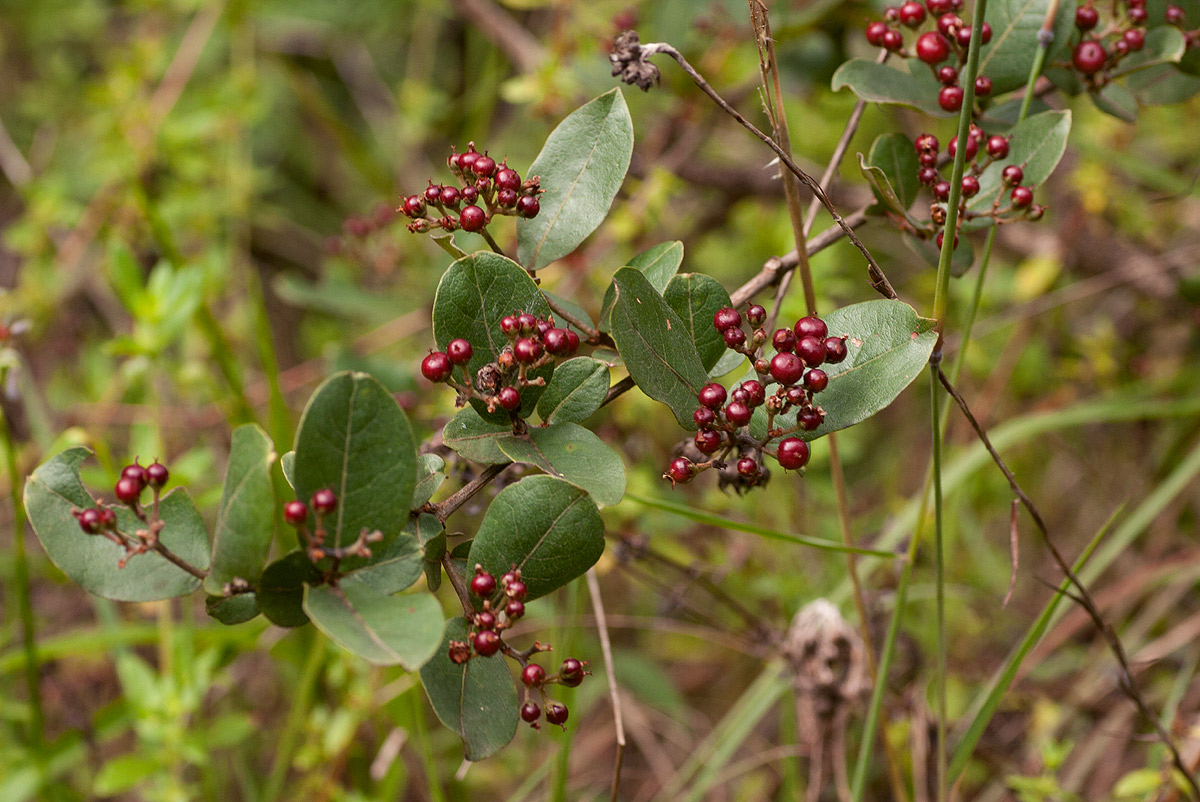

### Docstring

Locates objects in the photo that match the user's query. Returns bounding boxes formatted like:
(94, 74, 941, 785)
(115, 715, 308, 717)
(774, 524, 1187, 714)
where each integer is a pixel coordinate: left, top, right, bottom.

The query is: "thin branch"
(153, 542, 209, 580)
(938, 367, 1200, 801)
(442, 553, 473, 614)
(542, 292, 609, 345)
(433, 463, 508, 524)
(480, 227, 508, 258)
(586, 569, 626, 802)
(601, 376, 635, 408)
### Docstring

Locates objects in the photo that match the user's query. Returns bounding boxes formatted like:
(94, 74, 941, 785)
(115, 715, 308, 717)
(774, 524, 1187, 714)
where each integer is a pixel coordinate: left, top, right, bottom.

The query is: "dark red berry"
(937, 65, 959, 85)
(798, 407, 824, 431)
(927, 0, 953, 11)
(542, 328, 569, 356)
(522, 664, 546, 687)
(880, 28, 904, 50)
(915, 133, 939, 153)
(936, 230, 959, 249)
(796, 336, 825, 367)
(1010, 185, 1034, 208)
(713, 307, 742, 331)
(1076, 4, 1099, 29)
(937, 12, 962, 37)
(505, 579, 527, 601)
(506, 600, 526, 619)
(804, 368, 829, 392)
(472, 154, 497, 177)
(424, 184, 442, 203)
(1002, 164, 1024, 185)
(514, 338, 543, 363)
(146, 461, 169, 489)
(933, 180, 952, 201)
(448, 151, 464, 172)
(495, 167, 520, 190)
(698, 383, 727, 409)
(961, 175, 980, 198)
(1073, 40, 1107, 74)
(284, 501, 308, 526)
(770, 352, 805, 385)
(823, 337, 848, 364)
(777, 437, 811, 470)
(559, 658, 586, 687)
(477, 611, 497, 630)
(402, 195, 425, 218)
(916, 31, 952, 63)
(794, 316, 828, 340)
(865, 21, 889, 46)
(440, 186, 461, 208)
(919, 166, 939, 185)
(695, 429, 723, 454)
(122, 462, 149, 488)
(741, 380, 766, 407)
(947, 135, 978, 160)
(974, 75, 993, 96)
(471, 569, 497, 598)
(421, 352, 453, 382)
(115, 476, 142, 505)
(938, 85, 964, 112)
(521, 702, 541, 723)
(462, 185, 479, 203)
(980, 21, 993, 44)
(1123, 29, 1145, 51)
(473, 629, 501, 657)
(667, 457, 694, 484)
(516, 195, 540, 218)
(736, 456, 758, 477)
(986, 136, 1009, 159)
(312, 489, 337, 514)
(500, 316, 520, 336)
(564, 331, 580, 355)
(694, 407, 717, 428)
(459, 205, 486, 232)
(725, 401, 752, 427)
(545, 703, 569, 726)
(460, 147, 480, 172)
(1166, 5, 1185, 25)
(1129, 6, 1147, 23)
(516, 313, 537, 333)
(495, 188, 517, 207)
(721, 327, 745, 349)
(746, 304, 766, 326)
(919, 151, 938, 168)
(786, 387, 807, 406)
(497, 387, 522, 411)
(78, 507, 103, 534)
(447, 338, 474, 365)
(899, 1, 927, 26)
(772, 328, 797, 352)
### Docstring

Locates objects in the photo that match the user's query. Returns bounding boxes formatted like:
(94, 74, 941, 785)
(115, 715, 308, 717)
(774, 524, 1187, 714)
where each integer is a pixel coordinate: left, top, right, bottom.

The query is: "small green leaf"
(536, 356, 610, 424)
(432, 252, 554, 420)
(862, 133, 920, 214)
(205, 593, 260, 625)
(831, 58, 945, 114)
(24, 448, 208, 602)
(294, 372, 417, 551)
(420, 617, 518, 760)
(304, 581, 443, 669)
(442, 407, 512, 464)
(496, 422, 626, 508)
(663, 273, 733, 372)
(94, 754, 157, 796)
(412, 454, 447, 509)
(407, 512, 445, 591)
(280, 450, 295, 489)
(968, 111, 1071, 216)
(206, 424, 276, 595)
(1092, 81, 1139, 121)
(258, 551, 320, 628)
(600, 240, 684, 325)
(609, 267, 708, 428)
(977, 0, 1075, 93)
(517, 89, 634, 270)
(468, 475, 604, 600)
(751, 300, 937, 440)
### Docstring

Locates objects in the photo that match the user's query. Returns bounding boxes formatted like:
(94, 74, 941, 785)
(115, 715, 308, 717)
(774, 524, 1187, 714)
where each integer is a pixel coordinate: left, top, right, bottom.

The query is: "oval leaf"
(431, 252, 554, 420)
(832, 58, 945, 114)
(863, 133, 920, 213)
(408, 512, 446, 591)
(258, 550, 321, 628)
(205, 593, 260, 625)
(304, 581, 443, 669)
(339, 531, 425, 595)
(293, 372, 417, 550)
(206, 424, 276, 595)
(517, 89, 634, 270)
(609, 267, 708, 428)
(978, 0, 1075, 93)
(968, 110, 1071, 215)
(751, 300, 937, 440)
(443, 406, 512, 464)
(495, 422, 626, 507)
(420, 617, 518, 761)
(468, 475, 604, 600)
(24, 448, 209, 602)
(663, 273, 733, 373)
(600, 240, 684, 326)
(412, 453, 447, 509)
(536, 356, 610, 424)
(1092, 81, 1139, 121)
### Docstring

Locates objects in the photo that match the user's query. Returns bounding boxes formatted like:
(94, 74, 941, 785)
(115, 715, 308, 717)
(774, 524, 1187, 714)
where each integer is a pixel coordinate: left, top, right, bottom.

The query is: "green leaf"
(280, 450, 295, 489)
(24, 448, 209, 602)
(609, 267, 708, 428)
(968, 111, 1071, 216)
(663, 273, 733, 372)
(420, 617, 518, 760)
(412, 453, 447, 508)
(206, 424, 276, 595)
(709, 349, 748, 379)
(1092, 81, 1139, 122)
(751, 300, 937, 440)
(257, 551, 320, 628)
(442, 406, 512, 464)
(978, 0, 1075, 93)
(1110, 25, 1187, 77)
(94, 754, 157, 796)
(432, 252, 554, 420)
(536, 356, 610, 424)
(407, 512, 445, 591)
(831, 58, 944, 114)
(495, 422, 626, 507)
(1129, 63, 1200, 104)
(902, 231, 975, 276)
(600, 240, 684, 325)
(293, 372, 417, 550)
(862, 133, 920, 214)
(205, 593, 260, 625)
(468, 475, 604, 600)
(338, 531, 424, 595)
(106, 240, 145, 313)
(304, 581, 443, 669)
(517, 89, 634, 270)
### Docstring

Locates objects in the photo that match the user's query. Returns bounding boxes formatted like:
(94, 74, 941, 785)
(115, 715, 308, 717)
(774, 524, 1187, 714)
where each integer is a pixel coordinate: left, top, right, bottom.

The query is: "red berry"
(476, 611, 497, 630)
(741, 380, 766, 407)
(947, 135, 978, 160)
(865, 21, 888, 46)
(473, 629, 501, 657)
(497, 188, 518, 207)
(1123, 29, 1145, 51)
(1010, 185, 1034, 208)
(736, 456, 758, 477)
(1166, 5, 1186, 25)
(695, 429, 723, 454)
(559, 658, 586, 686)
(933, 180, 952, 201)
(462, 186, 479, 204)
(544, 328, 570, 355)
(723, 327, 747, 348)
(796, 336, 825, 367)
(1073, 40, 1107, 74)
(1076, 4, 1099, 29)
(694, 407, 717, 428)
(448, 640, 471, 664)
(440, 186, 461, 208)
(725, 401, 752, 427)
(497, 387, 522, 411)
(823, 337, 848, 364)
(936, 65, 959, 85)
(115, 476, 142, 505)
(284, 501, 308, 526)
(423, 184, 442, 204)
(521, 702, 541, 723)
(516, 313, 537, 333)
(961, 175, 980, 198)
(919, 151, 938, 168)
(772, 328, 797, 352)
(500, 316, 520, 336)
(794, 316, 828, 340)
(514, 338, 543, 363)
(447, 338, 473, 365)
(1129, 6, 1147, 23)
(937, 12, 962, 37)
(804, 368, 829, 392)
(564, 331, 580, 354)
(495, 167, 520, 190)
(974, 75, 992, 96)
(505, 579, 527, 600)
(777, 437, 811, 470)
(916, 31, 952, 63)
(899, 1, 927, 26)
(919, 166, 939, 185)
(516, 195, 540, 218)
(713, 307, 742, 331)
(698, 383, 727, 409)
(980, 21, 993, 44)
(545, 702, 569, 726)
(471, 569, 497, 598)
(421, 351, 453, 382)
(986, 136, 1009, 159)
(746, 304, 766, 326)
(402, 195, 425, 218)
(122, 462, 149, 488)
(927, 0, 953, 11)
(798, 407, 824, 431)
(770, 352, 805, 385)
(1002, 164, 1024, 185)
(312, 489, 337, 514)
(880, 28, 904, 50)
(506, 600, 526, 619)
(146, 461, 169, 489)
(472, 154, 496, 178)
(939, 85, 964, 112)
(460, 147, 480, 172)
(915, 133, 939, 153)
(936, 230, 960, 249)
(522, 664, 546, 687)
(77, 507, 103, 534)
(667, 457, 694, 484)
(786, 386, 806, 406)
(459, 205, 486, 232)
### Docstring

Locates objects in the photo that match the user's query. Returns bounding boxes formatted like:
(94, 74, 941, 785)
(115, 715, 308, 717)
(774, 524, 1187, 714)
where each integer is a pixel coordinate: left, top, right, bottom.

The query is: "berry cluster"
(400, 143, 543, 235)
(665, 306, 848, 490)
(284, 489, 382, 568)
(864, 1, 995, 113)
(913, 127, 1044, 248)
(73, 458, 172, 568)
(446, 567, 588, 730)
(421, 312, 581, 416)
(1067, 1, 1193, 84)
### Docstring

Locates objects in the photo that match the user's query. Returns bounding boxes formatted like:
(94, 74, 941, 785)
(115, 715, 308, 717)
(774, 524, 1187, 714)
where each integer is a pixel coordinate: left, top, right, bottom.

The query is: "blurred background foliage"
(1, 0, 1199, 800)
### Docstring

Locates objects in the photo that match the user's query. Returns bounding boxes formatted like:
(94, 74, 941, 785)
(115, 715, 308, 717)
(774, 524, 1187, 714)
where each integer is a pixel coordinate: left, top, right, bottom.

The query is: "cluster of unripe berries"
(914, 127, 1044, 247)
(399, 143, 542, 235)
(665, 306, 848, 489)
(863, 0, 996, 113)
(420, 311, 581, 415)
(1069, 1, 1189, 80)
(74, 458, 171, 535)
